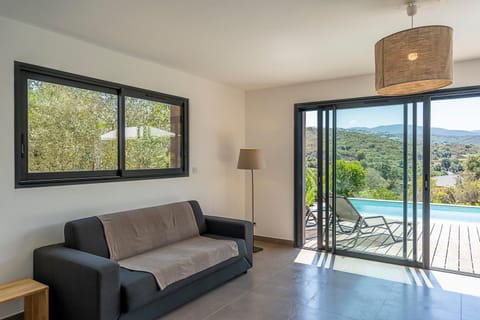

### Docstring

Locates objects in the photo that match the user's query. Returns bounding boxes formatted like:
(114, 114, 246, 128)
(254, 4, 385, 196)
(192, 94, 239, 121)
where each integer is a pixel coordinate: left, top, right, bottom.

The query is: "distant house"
(434, 173, 457, 187)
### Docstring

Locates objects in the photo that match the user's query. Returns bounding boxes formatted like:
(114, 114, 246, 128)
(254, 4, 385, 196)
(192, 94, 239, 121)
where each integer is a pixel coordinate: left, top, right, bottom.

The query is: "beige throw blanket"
(119, 236, 239, 289)
(98, 201, 239, 289)
(98, 202, 200, 260)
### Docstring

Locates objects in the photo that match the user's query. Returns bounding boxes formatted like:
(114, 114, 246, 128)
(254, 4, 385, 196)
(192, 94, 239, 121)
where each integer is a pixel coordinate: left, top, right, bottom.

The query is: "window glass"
(15, 62, 188, 187)
(27, 79, 118, 172)
(125, 96, 182, 170)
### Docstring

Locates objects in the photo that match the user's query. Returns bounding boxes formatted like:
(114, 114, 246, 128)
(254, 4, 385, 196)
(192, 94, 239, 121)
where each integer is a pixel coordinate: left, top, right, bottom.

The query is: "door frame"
(294, 85, 480, 270)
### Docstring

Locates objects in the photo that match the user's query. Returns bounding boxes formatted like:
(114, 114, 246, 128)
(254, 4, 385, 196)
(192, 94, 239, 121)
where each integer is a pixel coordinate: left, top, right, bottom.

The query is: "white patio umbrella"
(100, 126, 175, 140)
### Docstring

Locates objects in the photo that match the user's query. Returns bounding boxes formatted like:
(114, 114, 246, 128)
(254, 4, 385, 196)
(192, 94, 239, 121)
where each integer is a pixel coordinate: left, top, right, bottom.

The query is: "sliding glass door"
(297, 100, 425, 267)
(301, 108, 333, 251)
(334, 103, 423, 264)
(296, 87, 480, 272)
(429, 96, 480, 275)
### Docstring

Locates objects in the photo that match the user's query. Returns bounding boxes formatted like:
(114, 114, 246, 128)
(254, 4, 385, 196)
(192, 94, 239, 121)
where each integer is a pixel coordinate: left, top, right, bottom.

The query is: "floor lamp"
(237, 148, 266, 253)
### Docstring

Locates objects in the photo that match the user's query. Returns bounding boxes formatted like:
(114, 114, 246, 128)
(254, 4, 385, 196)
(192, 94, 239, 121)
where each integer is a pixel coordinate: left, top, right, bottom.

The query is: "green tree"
(441, 158, 451, 171)
(28, 80, 118, 172)
(335, 160, 366, 196)
(432, 188, 456, 204)
(450, 159, 463, 173)
(356, 150, 366, 161)
(454, 177, 480, 205)
(364, 168, 388, 190)
(27, 80, 174, 173)
(465, 154, 480, 179)
(125, 96, 173, 169)
(305, 167, 317, 206)
(374, 161, 402, 192)
(370, 188, 398, 200)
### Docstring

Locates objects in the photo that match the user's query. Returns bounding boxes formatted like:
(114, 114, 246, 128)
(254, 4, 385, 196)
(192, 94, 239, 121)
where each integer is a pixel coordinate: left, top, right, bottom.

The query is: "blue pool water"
(350, 198, 480, 224)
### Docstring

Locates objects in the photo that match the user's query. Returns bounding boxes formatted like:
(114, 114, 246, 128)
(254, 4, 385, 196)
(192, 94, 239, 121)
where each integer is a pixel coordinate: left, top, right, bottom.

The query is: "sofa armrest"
(34, 244, 120, 320)
(204, 215, 253, 264)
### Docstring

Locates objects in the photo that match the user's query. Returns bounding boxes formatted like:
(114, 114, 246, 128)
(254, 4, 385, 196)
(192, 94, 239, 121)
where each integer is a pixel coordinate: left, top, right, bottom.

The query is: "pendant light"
(375, 1, 453, 96)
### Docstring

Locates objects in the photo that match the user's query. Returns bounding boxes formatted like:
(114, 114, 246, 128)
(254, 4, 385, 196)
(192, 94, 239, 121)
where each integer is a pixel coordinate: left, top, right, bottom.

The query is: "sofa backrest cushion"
(188, 200, 207, 234)
(98, 201, 201, 261)
(64, 200, 206, 258)
(64, 216, 110, 258)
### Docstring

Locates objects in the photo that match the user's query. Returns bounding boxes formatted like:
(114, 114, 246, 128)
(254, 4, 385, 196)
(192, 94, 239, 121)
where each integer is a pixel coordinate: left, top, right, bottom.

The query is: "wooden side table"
(0, 278, 48, 320)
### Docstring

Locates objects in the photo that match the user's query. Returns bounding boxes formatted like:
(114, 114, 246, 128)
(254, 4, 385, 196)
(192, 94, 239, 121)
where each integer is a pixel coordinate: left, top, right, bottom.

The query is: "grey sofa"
(33, 200, 253, 320)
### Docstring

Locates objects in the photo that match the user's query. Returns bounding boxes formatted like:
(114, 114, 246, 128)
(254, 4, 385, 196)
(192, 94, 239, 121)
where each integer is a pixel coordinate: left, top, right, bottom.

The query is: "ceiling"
(1, 0, 479, 90)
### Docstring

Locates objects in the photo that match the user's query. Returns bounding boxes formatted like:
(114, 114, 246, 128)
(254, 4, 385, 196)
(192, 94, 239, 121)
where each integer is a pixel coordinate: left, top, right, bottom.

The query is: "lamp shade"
(237, 148, 266, 170)
(375, 25, 453, 96)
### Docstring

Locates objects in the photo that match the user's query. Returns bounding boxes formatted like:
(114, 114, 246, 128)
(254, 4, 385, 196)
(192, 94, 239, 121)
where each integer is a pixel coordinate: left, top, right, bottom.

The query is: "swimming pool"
(350, 198, 480, 224)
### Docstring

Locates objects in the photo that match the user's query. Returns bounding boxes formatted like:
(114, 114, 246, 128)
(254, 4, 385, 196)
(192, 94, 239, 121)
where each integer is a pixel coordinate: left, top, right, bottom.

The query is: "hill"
(305, 126, 480, 176)
(350, 124, 480, 145)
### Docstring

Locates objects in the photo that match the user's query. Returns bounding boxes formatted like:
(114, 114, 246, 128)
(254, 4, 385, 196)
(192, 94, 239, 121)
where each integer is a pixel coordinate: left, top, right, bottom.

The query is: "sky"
(305, 97, 480, 131)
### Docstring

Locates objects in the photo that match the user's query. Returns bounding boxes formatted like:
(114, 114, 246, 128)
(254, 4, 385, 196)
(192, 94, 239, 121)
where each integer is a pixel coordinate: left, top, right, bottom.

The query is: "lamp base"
(253, 246, 263, 253)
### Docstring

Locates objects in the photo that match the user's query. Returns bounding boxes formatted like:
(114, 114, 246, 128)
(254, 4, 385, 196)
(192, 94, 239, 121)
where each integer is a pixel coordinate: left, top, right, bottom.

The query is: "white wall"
(246, 58, 480, 242)
(0, 17, 246, 318)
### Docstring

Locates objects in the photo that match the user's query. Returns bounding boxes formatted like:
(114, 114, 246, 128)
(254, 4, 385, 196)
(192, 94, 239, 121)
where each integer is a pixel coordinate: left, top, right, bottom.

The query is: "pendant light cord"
(407, 1, 417, 29)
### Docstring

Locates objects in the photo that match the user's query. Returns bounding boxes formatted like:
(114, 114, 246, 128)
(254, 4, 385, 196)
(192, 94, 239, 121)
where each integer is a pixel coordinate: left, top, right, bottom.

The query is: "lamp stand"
(251, 169, 263, 253)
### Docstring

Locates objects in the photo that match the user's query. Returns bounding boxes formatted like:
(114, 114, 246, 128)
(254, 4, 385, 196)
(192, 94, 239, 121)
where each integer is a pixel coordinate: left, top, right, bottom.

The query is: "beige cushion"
(98, 201, 199, 260)
(119, 236, 239, 289)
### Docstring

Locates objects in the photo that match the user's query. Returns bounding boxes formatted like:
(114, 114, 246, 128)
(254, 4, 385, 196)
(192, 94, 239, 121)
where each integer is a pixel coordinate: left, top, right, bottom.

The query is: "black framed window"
(15, 62, 189, 187)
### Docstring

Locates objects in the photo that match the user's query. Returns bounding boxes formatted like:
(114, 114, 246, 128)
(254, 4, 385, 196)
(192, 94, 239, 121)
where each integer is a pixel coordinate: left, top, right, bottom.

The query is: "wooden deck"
(304, 221, 480, 275)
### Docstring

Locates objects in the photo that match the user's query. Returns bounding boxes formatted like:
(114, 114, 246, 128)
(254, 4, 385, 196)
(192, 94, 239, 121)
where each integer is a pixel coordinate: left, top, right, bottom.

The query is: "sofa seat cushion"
(119, 236, 238, 290)
(119, 236, 248, 313)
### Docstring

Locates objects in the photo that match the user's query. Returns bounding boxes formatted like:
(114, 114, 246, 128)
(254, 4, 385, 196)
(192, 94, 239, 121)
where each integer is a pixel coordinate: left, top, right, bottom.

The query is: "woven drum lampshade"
(375, 25, 453, 96)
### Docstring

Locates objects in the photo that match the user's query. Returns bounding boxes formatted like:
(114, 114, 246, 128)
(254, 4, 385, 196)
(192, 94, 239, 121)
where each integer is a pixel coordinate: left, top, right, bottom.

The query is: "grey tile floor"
(160, 241, 480, 320)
